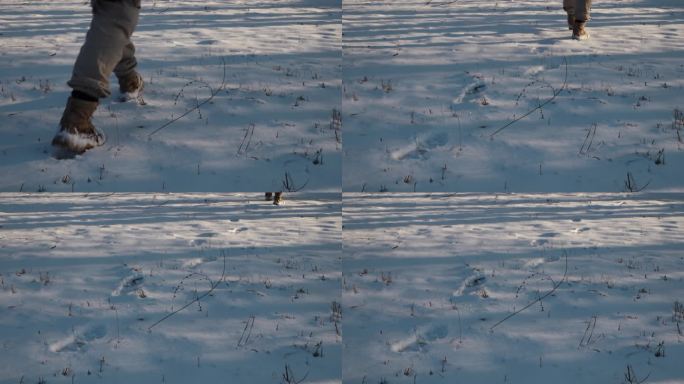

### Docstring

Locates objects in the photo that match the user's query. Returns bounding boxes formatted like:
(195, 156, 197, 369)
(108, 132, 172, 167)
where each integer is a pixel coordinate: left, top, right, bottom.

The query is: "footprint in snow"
(390, 132, 450, 161)
(180, 255, 217, 269)
(523, 257, 545, 268)
(452, 271, 488, 299)
(390, 324, 449, 353)
(189, 232, 219, 246)
(49, 324, 107, 353)
(112, 272, 144, 297)
(530, 238, 549, 246)
(181, 258, 204, 269)
(197, 232, 218, 238)
(451, 75, 487, 105)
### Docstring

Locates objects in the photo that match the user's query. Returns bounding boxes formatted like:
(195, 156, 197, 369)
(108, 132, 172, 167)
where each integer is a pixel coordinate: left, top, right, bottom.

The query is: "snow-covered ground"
(1, 193, 683, 384)
(0, 193, 341, 383)
(343, 0, 684, 192)
(3, 1, 684, 383)
(343, 193, 684, 383)
(0, 0, 341, 192)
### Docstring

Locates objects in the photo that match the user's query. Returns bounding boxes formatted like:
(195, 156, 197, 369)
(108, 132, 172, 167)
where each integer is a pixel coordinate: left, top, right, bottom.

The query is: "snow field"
(0, 0, 342, 192)
(0, 193, 342, 383)
(1, 0, 684, 383)
(342, 193, 684, 383)
(343, 0, 684, 192)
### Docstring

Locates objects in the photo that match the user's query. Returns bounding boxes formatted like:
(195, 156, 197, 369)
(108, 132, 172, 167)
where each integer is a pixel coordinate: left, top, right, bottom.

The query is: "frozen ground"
(343, 193, 684, 383)
(0, 193, 341, 384)
(343, 0, 684, 192)
(0, 0, 341, 192)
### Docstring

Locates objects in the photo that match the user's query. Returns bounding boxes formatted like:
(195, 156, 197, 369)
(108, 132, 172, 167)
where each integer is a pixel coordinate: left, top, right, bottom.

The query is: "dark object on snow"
(265, 192, 283, 205)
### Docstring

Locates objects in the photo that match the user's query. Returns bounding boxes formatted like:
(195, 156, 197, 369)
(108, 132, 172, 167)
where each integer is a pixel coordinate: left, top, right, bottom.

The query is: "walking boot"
(265, 192, 283, 205)
(52, 96, 104, 156)
(273, 192, 283, 205)
(118, 71, 144, 102)
(572, 21, 589, 40)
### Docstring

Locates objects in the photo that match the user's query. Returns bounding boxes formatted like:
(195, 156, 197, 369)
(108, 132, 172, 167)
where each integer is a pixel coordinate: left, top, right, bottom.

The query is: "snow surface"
(0, 0, 341, 192)
(343, 193, 684, 383)
(343, 0, 684, 192)
(1, 192, 683, 384)
(0, 193, 341, 383)
(2, 0, 684, 383)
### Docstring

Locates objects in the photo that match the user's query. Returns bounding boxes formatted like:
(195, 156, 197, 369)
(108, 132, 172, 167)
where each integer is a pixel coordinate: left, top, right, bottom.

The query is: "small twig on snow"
(148, 57, 227, 138)
(148, 254, 226, 331)
(490, 56, 568, 138)
(490, 251, 568, 331)
(237, 315, 255, 347)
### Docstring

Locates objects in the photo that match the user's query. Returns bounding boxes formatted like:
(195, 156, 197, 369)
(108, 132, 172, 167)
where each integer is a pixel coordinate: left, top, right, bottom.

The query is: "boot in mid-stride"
(563, 0, 592, 40)
(118, 71, 145, 103)
(52, 96, 104, 157)
(265, 192, 283, 205)
(572, 21, 589, 41)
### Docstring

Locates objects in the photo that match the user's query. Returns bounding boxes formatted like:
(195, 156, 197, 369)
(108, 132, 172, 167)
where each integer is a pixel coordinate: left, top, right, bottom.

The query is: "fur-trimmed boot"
(118, 71, 144, 102)
(52, 97, 104, 155)
(572, 21, 590, 40)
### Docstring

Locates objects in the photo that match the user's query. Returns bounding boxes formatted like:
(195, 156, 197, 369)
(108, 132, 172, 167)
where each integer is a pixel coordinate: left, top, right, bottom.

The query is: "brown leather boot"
(572, 21, 589, 40)
(118, 71, 144, 101)
(265, 192, 283, 205)
(52, 97, 104, 155)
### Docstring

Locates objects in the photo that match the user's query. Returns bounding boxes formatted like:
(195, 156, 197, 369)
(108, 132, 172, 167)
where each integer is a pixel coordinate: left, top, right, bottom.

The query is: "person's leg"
(576, 0, 592, 23)
(114, 40, 144, 97)
(273, 192, 283, 205)
(114, 42, 137, 80)
(67, 0, 141, 99)
(265, 192, 284, 205)
(563, 0, 575, 29)
(54, 0, 140, 154)
(572, 0, 592, 40)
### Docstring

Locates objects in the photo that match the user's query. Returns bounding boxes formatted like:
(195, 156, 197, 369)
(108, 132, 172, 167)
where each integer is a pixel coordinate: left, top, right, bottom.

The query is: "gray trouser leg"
(67, 0, 140, 99)
(113, 41, 137, 80)
(563, 0, 575, 16)
(564, 0, 591, 21)
(576, 0, 592, 21)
